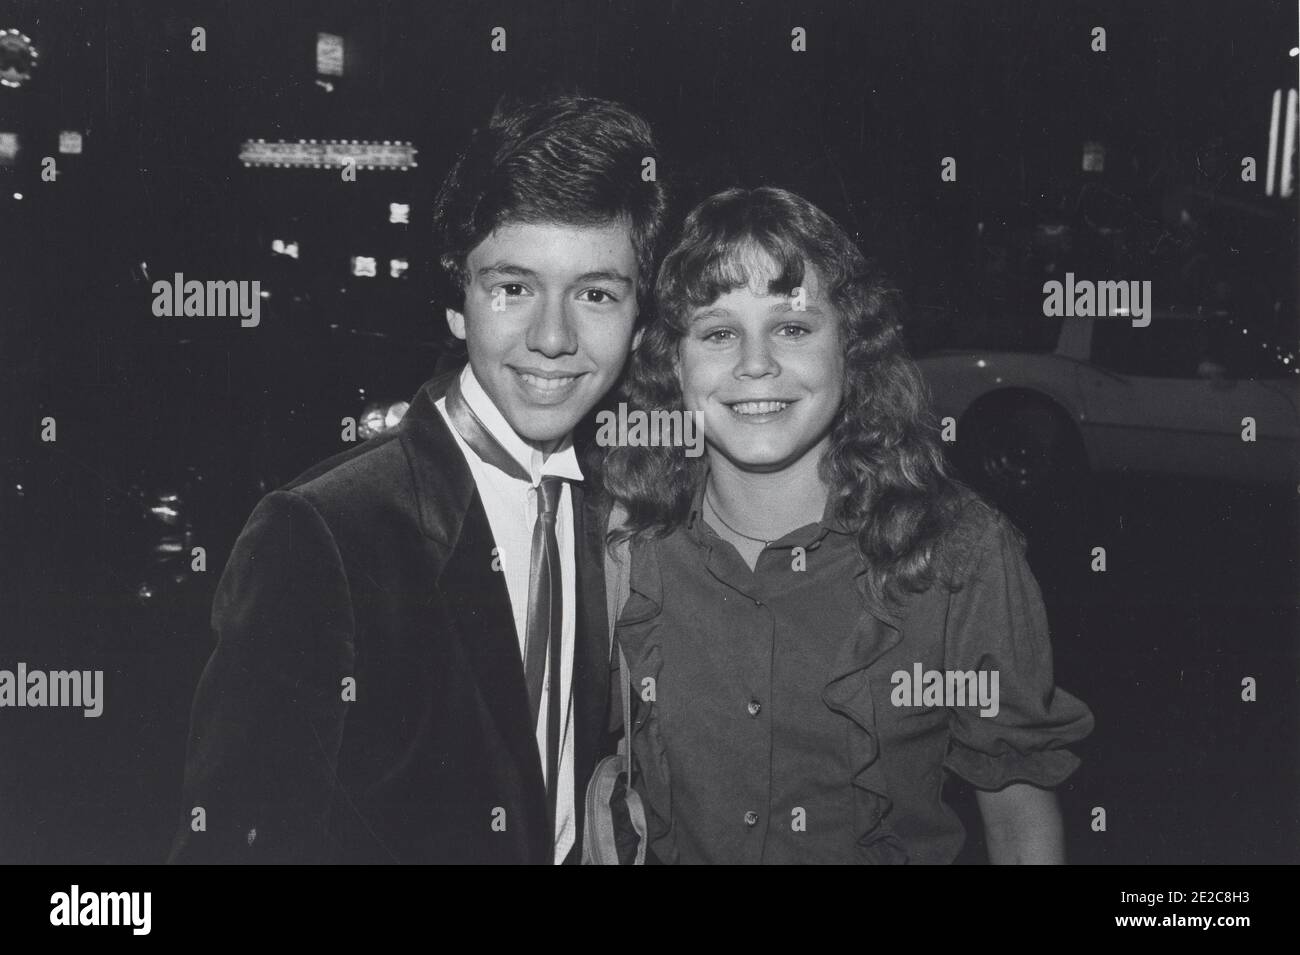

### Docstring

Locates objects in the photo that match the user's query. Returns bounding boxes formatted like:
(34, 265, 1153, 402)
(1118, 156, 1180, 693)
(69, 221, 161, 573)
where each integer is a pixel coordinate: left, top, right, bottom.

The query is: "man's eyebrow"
(475, 264, 539, 280)
(474, 265, 634, 288)
(573, 270, 633, 287)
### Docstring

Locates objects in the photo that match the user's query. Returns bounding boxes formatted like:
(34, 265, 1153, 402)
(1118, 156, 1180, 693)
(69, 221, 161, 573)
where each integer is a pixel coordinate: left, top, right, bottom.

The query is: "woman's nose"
(735, 336, 778, 378)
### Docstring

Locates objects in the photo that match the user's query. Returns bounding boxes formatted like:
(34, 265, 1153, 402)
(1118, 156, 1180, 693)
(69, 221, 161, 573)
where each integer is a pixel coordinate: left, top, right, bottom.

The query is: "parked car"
(916, 307, 1300, 501)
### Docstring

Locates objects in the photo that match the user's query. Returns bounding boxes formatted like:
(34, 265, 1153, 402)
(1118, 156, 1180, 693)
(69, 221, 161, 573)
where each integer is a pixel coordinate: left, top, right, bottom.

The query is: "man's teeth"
(518, 372, 578, 391)
(730, 401, 790, 415)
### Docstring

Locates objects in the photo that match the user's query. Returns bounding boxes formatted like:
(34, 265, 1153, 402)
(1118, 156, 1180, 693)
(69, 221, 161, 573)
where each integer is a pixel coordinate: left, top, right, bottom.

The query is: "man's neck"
(705, 442, 830, 541)
(458, 365, 573, 474)
(532, 437, 562, 464)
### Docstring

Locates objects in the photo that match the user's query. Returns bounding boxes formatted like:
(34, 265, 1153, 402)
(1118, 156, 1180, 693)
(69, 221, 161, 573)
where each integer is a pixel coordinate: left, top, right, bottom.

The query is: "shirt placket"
(702, 541, 776, 864)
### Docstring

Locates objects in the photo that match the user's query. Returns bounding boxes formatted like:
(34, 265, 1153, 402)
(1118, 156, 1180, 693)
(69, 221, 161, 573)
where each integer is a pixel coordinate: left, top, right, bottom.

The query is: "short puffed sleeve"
(941, 511, 1094, 790)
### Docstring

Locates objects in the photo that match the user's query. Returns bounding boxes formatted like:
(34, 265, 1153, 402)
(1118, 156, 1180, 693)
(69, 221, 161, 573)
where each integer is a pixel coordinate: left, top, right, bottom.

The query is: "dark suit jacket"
(168, 369, 613, 863)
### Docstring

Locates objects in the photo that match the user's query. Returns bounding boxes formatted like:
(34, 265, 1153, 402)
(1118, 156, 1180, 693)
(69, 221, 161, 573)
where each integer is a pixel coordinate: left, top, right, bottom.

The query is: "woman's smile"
(723, 397, 798, 421)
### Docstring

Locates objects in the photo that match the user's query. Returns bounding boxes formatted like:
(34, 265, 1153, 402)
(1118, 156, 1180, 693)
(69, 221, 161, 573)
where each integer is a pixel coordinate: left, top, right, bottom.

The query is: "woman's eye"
(777, 324, 811, 338)
(499, 283, 528, 296)
(702, 328, 736, 343)
(579, 288, 618, 304)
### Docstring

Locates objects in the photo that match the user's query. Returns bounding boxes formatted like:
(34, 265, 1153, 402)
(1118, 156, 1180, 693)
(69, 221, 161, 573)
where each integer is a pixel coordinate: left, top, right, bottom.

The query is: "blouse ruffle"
(821, 589, 913, 864)
(614, 542, 679, 860)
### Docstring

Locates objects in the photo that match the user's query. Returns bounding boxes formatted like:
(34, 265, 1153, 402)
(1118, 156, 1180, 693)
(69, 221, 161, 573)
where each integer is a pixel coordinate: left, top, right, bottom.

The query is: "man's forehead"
(472, 219, 635, 259)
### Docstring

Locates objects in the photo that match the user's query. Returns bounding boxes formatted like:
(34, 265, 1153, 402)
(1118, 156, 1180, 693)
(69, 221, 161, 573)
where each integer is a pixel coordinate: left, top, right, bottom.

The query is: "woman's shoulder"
(933, 487, 1025, 589)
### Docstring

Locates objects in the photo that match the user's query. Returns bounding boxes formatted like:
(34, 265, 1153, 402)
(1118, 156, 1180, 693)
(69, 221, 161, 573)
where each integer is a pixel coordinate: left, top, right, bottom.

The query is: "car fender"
(916, 350, 1087, 436)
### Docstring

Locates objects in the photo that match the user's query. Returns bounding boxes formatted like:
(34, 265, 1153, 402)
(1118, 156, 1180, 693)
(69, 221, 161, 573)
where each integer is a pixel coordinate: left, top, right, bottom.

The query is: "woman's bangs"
(680, 232, 808, 309)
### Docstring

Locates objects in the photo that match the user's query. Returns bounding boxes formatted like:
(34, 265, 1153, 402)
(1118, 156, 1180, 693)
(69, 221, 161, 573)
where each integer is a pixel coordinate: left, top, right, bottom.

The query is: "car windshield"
(1091, 311, 1296, 381)
(908, 307, 1062, 356)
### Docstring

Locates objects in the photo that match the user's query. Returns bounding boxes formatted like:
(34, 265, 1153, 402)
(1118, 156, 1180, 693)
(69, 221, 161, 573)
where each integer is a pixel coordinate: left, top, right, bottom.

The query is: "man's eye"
(579, 288, 618, 304)
(499, 283, 528, 296)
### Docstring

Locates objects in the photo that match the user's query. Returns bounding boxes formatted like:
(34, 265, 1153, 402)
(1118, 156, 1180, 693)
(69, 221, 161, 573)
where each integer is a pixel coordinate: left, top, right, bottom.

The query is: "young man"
(168, 94, 667, 864)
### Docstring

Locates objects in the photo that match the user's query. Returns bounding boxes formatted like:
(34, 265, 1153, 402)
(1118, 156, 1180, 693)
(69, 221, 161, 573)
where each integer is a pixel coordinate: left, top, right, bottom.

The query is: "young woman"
(602, 187, 1093, 864)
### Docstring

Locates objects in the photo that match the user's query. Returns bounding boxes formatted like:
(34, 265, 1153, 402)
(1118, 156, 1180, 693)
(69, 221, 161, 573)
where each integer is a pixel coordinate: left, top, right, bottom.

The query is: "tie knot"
(537, 476, 565, 520)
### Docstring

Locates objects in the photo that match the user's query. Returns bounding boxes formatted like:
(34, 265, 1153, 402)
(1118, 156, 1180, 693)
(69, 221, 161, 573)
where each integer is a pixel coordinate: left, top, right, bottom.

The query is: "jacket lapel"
(437, 494, 546, 802)
(399, 373, 547, 819)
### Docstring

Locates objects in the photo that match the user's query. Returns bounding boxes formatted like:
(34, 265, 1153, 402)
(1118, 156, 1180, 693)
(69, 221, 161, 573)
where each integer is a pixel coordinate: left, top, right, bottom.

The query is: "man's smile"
(510, 366, 588, 403)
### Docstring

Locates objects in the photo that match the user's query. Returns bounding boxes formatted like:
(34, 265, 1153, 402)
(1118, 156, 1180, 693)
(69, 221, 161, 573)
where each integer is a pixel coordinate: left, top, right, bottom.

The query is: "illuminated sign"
(1265, 88, 1298, 199)
(1082, 141, 1105, 173)
(239, 139, 417, 171)
(352, 256, 377, 278)
(390, 258, 409, 279)
(271, 239, 300, 259)
(0, 29, 39, 89)
(317, 33, 344, 77)
(389, 202, 410, 224)
(58, 131, 83, 155)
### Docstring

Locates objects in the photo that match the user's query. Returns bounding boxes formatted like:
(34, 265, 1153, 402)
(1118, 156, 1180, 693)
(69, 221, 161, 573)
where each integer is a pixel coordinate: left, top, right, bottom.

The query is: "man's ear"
(445, 307, 467, 341)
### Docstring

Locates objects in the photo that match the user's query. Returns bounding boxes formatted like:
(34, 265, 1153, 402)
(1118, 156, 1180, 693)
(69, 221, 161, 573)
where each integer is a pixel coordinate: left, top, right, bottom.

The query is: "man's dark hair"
(431, 93, 669, 324)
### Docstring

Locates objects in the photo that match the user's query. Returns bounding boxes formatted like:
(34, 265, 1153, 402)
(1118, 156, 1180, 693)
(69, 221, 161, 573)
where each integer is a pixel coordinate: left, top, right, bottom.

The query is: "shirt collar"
(685, 466, 855, 549)
(458, 364, 584, 486)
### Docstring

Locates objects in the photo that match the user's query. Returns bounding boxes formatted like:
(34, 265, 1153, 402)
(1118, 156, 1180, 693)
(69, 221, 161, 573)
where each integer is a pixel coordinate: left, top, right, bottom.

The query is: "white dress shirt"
(436, 365, 581, 864)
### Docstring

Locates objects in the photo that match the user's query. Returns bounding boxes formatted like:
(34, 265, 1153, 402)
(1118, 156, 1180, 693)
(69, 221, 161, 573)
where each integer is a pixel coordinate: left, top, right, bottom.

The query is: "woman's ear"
(632, 327, 645, 351)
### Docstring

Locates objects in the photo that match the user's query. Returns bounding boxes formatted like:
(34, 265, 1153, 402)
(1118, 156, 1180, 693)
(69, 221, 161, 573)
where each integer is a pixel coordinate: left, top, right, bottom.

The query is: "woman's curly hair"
(602, 186, 990, 607)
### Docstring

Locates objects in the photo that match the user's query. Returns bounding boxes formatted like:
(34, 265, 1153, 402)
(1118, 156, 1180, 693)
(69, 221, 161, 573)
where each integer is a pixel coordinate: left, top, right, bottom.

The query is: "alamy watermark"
(50, 885, 150, 935)
(890, 663, 999, 717)
(151, 272, 261, 327)
(0, 663, 103, 717)
(1042, 272, 1152, 327)
(594, 403, 704, 457)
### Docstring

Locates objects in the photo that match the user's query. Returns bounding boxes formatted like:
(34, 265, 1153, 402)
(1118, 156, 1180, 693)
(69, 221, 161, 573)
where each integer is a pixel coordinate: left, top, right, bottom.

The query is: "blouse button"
(744, 810, 759, 827)
(747, 699, 761, 717)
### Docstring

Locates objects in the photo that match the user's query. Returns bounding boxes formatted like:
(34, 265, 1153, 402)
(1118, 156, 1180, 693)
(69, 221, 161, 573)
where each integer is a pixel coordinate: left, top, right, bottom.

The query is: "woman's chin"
(712, 442, 804, 474)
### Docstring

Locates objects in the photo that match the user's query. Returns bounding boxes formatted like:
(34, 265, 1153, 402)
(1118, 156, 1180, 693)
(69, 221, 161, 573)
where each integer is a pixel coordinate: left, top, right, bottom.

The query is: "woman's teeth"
(729, 401, 790, 415)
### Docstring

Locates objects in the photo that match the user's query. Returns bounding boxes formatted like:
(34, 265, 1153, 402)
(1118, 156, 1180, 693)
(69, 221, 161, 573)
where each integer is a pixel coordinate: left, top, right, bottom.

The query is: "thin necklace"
(704, 483, 776, 547)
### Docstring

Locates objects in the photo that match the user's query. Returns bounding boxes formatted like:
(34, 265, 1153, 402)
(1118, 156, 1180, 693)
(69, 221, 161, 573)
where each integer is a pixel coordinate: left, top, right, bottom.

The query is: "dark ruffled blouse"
(614, 488, 1094, 864)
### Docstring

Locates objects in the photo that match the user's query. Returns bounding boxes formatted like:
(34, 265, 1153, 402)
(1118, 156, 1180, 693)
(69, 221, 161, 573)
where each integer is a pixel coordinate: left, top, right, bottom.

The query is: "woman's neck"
(705, 444, 830, 542)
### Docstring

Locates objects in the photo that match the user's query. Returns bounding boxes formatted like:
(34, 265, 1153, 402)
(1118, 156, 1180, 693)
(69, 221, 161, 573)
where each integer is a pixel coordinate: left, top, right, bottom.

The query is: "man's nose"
(526, 294, 578, 357)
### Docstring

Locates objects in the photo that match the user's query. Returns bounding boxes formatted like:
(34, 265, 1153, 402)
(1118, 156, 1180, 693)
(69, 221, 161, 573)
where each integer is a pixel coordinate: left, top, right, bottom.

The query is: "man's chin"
(503, 409, 581, 448)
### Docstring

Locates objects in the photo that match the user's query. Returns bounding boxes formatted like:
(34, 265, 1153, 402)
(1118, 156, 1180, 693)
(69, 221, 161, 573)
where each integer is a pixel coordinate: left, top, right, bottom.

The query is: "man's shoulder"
(283, 427, 412, 501)
(270, 370, 470, 531)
